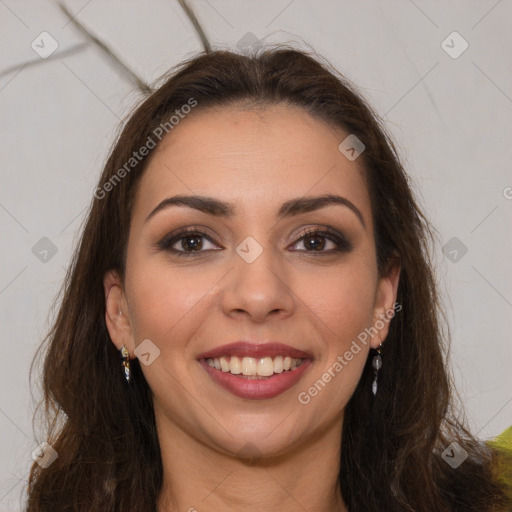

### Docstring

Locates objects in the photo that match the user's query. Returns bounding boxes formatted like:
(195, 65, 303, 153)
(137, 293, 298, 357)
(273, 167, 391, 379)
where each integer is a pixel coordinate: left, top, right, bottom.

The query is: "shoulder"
(487, 426, 512, 506)
(435, 429, 512, 512)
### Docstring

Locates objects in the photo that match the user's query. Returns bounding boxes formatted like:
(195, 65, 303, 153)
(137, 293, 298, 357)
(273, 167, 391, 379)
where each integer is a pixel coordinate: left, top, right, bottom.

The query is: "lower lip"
(199, 359, 312, 400)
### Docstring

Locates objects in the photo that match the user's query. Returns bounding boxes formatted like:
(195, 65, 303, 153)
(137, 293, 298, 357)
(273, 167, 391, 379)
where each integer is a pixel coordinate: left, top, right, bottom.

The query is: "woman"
(27, 47, 511, 511)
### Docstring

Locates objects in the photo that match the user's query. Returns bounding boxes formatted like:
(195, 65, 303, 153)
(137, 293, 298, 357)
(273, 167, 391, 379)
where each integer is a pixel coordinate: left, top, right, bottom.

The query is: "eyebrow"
(145, 194, 366, 228)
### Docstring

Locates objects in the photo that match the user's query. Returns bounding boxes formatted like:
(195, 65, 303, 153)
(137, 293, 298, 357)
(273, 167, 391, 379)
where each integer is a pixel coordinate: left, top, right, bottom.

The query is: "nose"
(220, 243, 296, 324)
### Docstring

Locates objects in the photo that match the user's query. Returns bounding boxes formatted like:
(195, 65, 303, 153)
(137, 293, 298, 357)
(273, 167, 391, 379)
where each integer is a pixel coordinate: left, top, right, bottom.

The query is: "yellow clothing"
(487, 426, 512, 503)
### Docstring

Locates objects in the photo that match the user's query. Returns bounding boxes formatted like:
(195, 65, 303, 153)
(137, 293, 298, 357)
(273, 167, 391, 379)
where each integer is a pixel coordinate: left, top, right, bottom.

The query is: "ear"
(103, 269, 135, 357)
(370, 258, 401, 349)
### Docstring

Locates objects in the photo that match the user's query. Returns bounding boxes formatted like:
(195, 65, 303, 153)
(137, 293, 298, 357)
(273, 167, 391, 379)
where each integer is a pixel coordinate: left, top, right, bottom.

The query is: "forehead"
(133, 103, 371, 224)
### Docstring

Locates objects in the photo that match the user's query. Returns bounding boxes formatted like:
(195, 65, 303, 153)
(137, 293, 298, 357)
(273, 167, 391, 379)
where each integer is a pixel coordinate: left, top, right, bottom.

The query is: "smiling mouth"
(201, 355, 306, 379)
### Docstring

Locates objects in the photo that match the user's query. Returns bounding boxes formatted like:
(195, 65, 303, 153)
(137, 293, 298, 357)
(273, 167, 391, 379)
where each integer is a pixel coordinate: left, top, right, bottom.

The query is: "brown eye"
(157, 226, 352, 258)
(158, 228, 220, 257)
(290, 228, 352, 254)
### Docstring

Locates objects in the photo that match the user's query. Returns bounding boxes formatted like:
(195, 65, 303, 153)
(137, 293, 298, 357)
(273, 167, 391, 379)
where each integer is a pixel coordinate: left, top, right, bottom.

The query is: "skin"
(104, 103, 400, 512)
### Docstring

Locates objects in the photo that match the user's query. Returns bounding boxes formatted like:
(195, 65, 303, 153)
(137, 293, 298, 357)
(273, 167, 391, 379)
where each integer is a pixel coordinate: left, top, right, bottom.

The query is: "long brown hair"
(27, 47, 509, 511)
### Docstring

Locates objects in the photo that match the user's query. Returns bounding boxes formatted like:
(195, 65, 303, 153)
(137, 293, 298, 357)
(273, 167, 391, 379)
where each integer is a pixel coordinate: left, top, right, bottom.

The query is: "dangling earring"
(120, 345, 131, 383)
(371, 343, 383, 396)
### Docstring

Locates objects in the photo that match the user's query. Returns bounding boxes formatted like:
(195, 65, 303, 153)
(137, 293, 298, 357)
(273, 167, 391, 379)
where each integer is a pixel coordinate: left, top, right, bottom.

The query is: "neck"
(155, 411, 348, 512)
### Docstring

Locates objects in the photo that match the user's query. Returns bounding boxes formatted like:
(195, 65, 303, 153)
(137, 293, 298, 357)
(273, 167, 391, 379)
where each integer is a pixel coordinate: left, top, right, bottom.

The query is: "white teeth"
(257, 357, 274, 377)
(207, 355, 304, 376)
(220, 356, 230, 372)
(230, 356, 242, 374)
(241, 357, 257, 375)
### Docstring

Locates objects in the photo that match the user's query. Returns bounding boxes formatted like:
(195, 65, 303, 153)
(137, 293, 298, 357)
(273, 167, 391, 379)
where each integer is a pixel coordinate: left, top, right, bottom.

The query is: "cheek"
(125, 233, 377, 373)
(300, 258, 377, 342)
(125, 246, 377, 343)
(126, 264, 212, 347)
(294, 259, 376, 407)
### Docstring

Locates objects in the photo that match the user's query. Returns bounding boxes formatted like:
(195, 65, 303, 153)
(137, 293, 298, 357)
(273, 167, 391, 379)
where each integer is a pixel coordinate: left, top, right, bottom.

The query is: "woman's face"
(105, 103, 399, 458)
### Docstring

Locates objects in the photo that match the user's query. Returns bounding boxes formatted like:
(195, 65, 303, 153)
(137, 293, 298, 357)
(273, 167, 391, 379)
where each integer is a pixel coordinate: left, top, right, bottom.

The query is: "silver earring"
(120, 345, 131, 383)
(371, 344, 382, 396)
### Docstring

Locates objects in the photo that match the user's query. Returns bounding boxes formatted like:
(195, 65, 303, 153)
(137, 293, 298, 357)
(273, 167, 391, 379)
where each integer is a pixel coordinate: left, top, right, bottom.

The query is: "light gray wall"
(1, 1, 511, 509)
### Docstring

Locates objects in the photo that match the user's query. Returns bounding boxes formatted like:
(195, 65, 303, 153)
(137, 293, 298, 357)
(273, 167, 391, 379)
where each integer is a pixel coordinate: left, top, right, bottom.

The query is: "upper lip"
(197, 342, 313, 360)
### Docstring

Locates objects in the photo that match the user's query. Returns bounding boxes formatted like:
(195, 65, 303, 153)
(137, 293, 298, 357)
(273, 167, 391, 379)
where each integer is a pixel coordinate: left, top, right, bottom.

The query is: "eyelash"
(157, 226, 353, 257)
